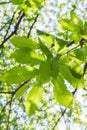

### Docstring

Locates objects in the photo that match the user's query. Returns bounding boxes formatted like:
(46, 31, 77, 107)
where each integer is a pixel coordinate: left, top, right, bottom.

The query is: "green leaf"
(59, 62, 75, 84)
(84, 21, 87, 30)
(37, 30, 56, 49)
(59, 19, 80, 32)
(15, 85, 29, 99)
(74, 78, 85, 88)
(53, 76, 73, 108)
(37, 30, 49, 36)
(10, 36, 39, 49)
(73, 46, 87, 61)
(51, 56, 59, 78)
(39, 59, 51, 84)
(56, 38, 68, 48)
(11, 0, 24, 5)
(70, 68, 82, 79)
(37, 30, 59, 51)
(32, 0, 43, 9)
(24, 0, 31, 7)
(59, 61, 84, 88)
(26, 86, 44, 116)
(11, 48, 45, 65)
(69, 33, 82, 41)
(0, 66, 38, 85)
(70, 11, 83, 28)
(38, 38, 52, 58)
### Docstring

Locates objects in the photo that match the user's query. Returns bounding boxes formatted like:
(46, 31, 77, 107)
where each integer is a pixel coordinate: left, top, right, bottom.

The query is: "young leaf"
(69, 33, 82, 42)
(32, 0, 43, 9)
(26, 86, 44, 116)
(51, 56, 59, 78)
(56, 38, 68, 48)
(70, 11, 83, 28)
(11, 48, 45, 65)
(15, 85, 29, 99)
(73, 46, 87, 61)
(0, 66, 38, 85)
(38, 38, 52, 58)
(70, 68, 82, 79)
(59, 62, 84, 88)
(37, 30, 49, 36)
(53, 76, 73, 108)
(59, 62, 75, 85)
(10, 36, 39, 49)
(39, 59, 51, 84)
(24, 0, 31, 7)
(59, 19, 80, 32)
(37, 30, 59, 51)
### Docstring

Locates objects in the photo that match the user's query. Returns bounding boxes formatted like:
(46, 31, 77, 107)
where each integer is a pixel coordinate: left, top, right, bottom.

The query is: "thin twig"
(6, 79, 30, 129)
(51, 89, 77, 130)
(27, 13, 39, 38)
(4, 11, 16, 39)
(60, 39, 87, 57)
(12, 79, 31, 97)
(0, 91, 14, 95)
(0, 1, 11, 5)
(6, 96, 13, 130)
(72, 88, 77, 95)
(52, 109, 66, 130)
(60, 44, 80, 57)
(0, 79, 30, 129)
(0, 13, 24, 48)
(0, 101, 10, 114)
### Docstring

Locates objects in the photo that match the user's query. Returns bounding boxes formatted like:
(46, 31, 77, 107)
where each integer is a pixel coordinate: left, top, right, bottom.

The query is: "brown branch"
(0, 79, 30, 129)
(27, 13, 39, 38)
(0, 12, 24, 48)
(60, 38, 87, 57)
(12, 79, 31, 97)
(0, 101, 10, 115)
(0, 79, 30, 98)
(66, 40, 75, 47)
(0, 1, 11, 5)
(60, 44, 80, 57)
(0, 91, 14, 95)
(52, 108, 66, 130)
(5, 79, 30, 129)
(72, 88, 77, 95)
(51, 89, 77, 130)
(4, 11, 16, 39)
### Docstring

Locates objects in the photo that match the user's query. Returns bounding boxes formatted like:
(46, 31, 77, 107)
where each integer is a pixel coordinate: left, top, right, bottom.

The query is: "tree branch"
(0, 91, 14, 95)
(0, 101, 10, 115)
(0, 1, 11, 5)
(60, 44, 80, 57)
(52, 108, 66, 130)
(0, 12, 24, 48)
(12, 79, 31, 97)
(4, 11, 16, 39)
(51, 89, 77, 130)
(5, 79, 30, 129)
(6, 96, 13, 130)
(60, 38, 87, 57)
(27, 13, 39, 38)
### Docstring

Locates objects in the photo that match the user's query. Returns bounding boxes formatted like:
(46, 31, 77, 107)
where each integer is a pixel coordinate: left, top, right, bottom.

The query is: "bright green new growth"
(0, 7, 87, 117)
(26, 86, 44, 116)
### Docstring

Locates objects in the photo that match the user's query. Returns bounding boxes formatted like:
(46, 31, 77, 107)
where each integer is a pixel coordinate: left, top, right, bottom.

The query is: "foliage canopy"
(0, 0, 87, 130)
